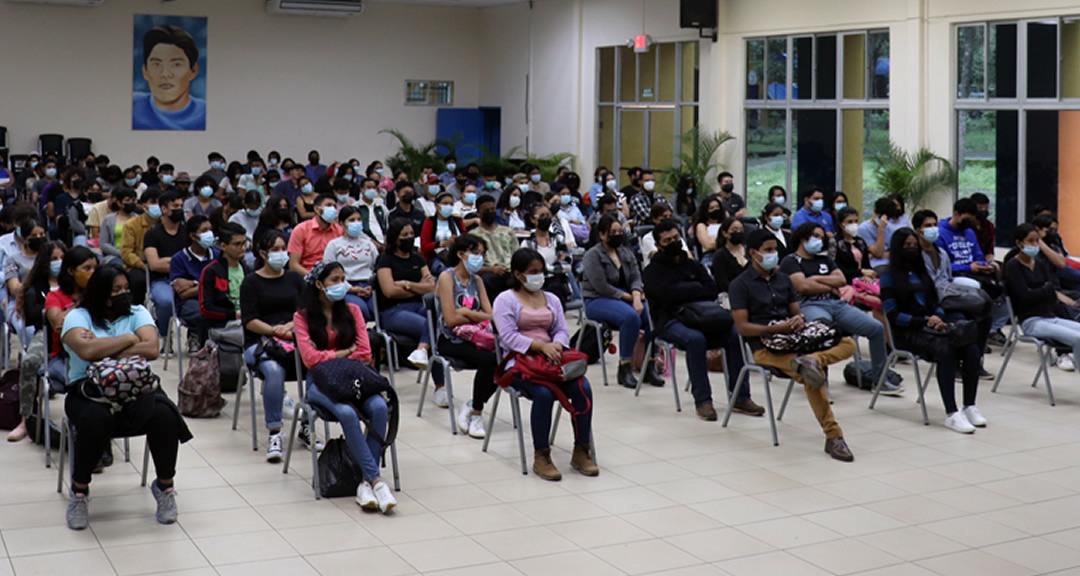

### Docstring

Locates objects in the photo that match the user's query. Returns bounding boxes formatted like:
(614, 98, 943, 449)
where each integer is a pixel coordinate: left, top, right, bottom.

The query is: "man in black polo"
(729, 228, 856, 462)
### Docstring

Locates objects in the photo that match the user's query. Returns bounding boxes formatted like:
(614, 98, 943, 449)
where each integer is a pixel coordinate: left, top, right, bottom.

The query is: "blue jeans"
(514, 376, 593, 450)
(655, 321, 749, 407)
(176, 298, 208, 347)
(381, 301, 443, 385)
(1021, 316, 1080, 359)
(1058, 265, 1080, 290)
(244, 344, 286, 430)
(802, 299, 887, 382)
(307, 377, 387, 482)
(584, 298, 652, 361)
(150, 280, 174, 338)
(345, 281, 373, 321)
(991, 301, 1009, 332)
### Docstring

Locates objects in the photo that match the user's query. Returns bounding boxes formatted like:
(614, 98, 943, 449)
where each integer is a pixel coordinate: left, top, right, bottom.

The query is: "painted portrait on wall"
(132, 15, 207, 131)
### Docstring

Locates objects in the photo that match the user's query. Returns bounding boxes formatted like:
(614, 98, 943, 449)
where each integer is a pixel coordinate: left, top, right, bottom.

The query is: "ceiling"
(366, 0, 529, 6)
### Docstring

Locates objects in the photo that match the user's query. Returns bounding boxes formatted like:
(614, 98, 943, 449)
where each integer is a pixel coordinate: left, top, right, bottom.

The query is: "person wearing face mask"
(275, 164, 308, 209)
(288, 195, 344, 276)
(582, 215, 663, 389)
(523, 164, 550, 198)
(415, 175, 442, 219)
(672, 175, 698, 219)
(254, 194, 295, 252)
(168, 214, 218, 352)
(323, 206, 378, 321)
(790, 186, 835, 235)
(882, 228, 987, 434)
(446, 166, 473, 201)
(355, 178, 387, 248)
(937, 198, 1005, 349)
(495, 184, 527, 231)
(438, 156, 458, 187)
(508, 172, 540, 209)
(767, 186, 792, 219)
(781, 223, 894, 396)
(715, 172, 747, 219)
(825, 191, 849, 229)
(184, 175, 222, 219)
(61, 264, 191, 531)
(198, 223, 252, 350)
(431, 234, 499, 439)
(830, 207, 873, 285)
(119, 167, 148, 198)
(228, 190, 264, 243)
(453, 184, 480, 226)
(293, 176, 318, 221)
(520, 203, 571, 301)
(98, 189, 138, 266)
(201, 152, 228, 187)
(760, 202, 795, 257)
(48, 169, 84, 228)
(388, 182, 426, 231)
(472, 195, 520, 299)
(143, 191, 189, 353)
(857, 197, 904, 268)
(692, 195, 726, 266)
(492, 247, 598, 480)
(31, 159, 59, 208)
(315, 164, 354, 197)
(644, 219, 762, 420)
(305, 150, 327, 182)
(155, 164, 177, 195)
(6, 219, 48, 347)
(236, 158, 267, 200)
(294, 261, 396, 513)
(421, 192, 464, 271)
(709, 218, 749, 293)
(730, 229, 856, 461)
(627, 170, 669, 226)
(642, 204, 690, 268)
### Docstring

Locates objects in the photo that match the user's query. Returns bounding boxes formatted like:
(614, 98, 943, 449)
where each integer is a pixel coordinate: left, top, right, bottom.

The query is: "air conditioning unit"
(6, 0, 104, 5)
(266, 0, 364, 18)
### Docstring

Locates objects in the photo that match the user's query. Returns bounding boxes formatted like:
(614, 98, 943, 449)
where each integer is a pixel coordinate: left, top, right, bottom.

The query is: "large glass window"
(743, 31, 889, 217)
(956, 18, 1080, 246)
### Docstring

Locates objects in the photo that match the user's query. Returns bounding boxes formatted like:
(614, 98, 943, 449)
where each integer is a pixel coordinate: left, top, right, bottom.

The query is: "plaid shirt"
(629, 191, 670, 224)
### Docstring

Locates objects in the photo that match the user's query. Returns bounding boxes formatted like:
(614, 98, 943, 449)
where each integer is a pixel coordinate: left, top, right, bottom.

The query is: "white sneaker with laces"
(944, 411, 976, 434)
(432, 387, 449, 408)
(407, 348, 429, 369)
(468, 414, 486, 439)
(963, 405, 987, 427)
(373, 480, 397, 514)
(1058, 354, 1076, 372)
(456, 401, 472, 434)
(266, 432, 283, 462)
(356, 481, 378, 510)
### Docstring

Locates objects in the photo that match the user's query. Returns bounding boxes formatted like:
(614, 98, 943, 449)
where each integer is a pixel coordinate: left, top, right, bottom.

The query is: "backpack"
(842, 360, 903, 391)
(572, 323, 613, 364)
(178, 341, 225, 418)
(0, 369, 20, 430)
(495, 350, 592, 416)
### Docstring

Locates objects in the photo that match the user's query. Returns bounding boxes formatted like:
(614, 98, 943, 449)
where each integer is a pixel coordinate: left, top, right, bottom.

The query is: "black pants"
(480, 272, 512, 301)
(127, 267, 148, 308)
(438, 335, 498, 411)
(895, 329, 981, 415)
(65, 392, 181, 485)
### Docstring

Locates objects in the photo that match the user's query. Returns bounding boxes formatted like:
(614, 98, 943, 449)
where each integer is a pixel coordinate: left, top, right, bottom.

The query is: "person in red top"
(288, 194, 343, 275)
(294, 260, 396, 514)
(419, 191, 464, 272)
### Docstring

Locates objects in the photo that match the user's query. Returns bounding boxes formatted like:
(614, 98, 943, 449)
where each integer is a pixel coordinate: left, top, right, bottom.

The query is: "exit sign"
(634, 34, 651, 53)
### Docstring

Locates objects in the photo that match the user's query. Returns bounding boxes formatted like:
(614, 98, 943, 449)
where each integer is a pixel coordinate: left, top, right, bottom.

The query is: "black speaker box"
(680, 0, 717, 29)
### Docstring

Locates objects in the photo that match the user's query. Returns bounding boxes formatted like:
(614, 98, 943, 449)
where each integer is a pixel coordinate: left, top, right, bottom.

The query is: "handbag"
(923, 318, 979, 350)
(309, 358, 393, 406)
(939, 283, 992, 317)
(852, 278, 882, 311)
(675, 301, 734, 335)
(83, 355, 160, 413)
(761, 318, 842, 354)
(317, 437, 364, 498)
(495, 349, 591, 416)
(255, 336, 298, 379)
(451, 320, 496, 351)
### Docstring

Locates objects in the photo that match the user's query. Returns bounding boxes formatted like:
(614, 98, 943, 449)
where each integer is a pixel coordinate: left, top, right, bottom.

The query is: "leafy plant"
(523, 152, 576, 182)
(872, 142, 956, 211)
(659, 126, 736, 192)
(473, 147, 575, 182)
(379, 129, 442, 182)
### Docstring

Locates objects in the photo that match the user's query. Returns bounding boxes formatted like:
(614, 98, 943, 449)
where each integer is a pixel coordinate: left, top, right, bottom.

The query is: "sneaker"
(944, 411, 976, 434)
(963, 405, 988, 427)
(731, 399, 765, 417)
(298, 422, 325, 452)
(696, 403, 718, 422)
(432, 387, 449, 409)
(186, 332, 200, 354)
(978, 368, 995, 381)
(878, 380, 905, 397)
(373, 480, 397, 514)
(150, 481, 178, 525)
(266, 432, 283, 463)
(467, 414, 486, 439)
(407, 348, 429, 369)
(988, 330, 1007, 347)
(282, 395, 297, 420)
(1058, 354, 1076, 372)
(160, 338, 175, 359)
(66, 492, 89, 530)
(791, 356, 826, 388)
(456, 401, 473, 434)
(356, 481, 378, 510)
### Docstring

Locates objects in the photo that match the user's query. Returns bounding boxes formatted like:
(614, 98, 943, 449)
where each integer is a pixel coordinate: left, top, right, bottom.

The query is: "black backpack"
(572, 324, 613, 365)
(843, 360, 903, 391)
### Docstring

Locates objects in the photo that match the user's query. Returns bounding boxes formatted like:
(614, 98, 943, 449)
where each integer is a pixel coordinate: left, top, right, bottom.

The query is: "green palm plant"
(523, 152, 576, 182)
(379, 129, 442, 182)
(659, 126, 736, 192)
(872, 142, 957, 210)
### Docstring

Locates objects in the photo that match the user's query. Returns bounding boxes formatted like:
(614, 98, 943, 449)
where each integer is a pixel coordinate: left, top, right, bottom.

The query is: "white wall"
(0, 0, 482, 173)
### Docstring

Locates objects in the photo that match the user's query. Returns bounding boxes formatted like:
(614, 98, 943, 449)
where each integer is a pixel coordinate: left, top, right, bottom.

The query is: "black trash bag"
(571, 323, 613, 365)
(843, 360, 903, 391)
(318, 437, 364, 498)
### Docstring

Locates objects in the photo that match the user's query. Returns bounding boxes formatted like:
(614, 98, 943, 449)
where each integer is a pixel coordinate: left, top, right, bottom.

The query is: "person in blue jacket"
(937, 197, 1008, 343)
(790, 186, 835, 235)
(133, 25, 206, 131)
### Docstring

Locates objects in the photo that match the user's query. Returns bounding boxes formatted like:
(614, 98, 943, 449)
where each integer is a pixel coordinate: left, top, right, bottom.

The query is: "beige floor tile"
(9, 548, 116, 576)
(392, 535, 500, 572)
(623, 507, 725, 538)
(2, 524, 100, 557)
(407, 483, 503, 512)
(605, 460, 697, 485)
(694, 496, 787, 526)
(592, 539, 703, 575)
(582, 486, 680, 515)
(104, 539, 210, 576)
(215, 556, 319, 576)
(981, 501, 1080, 535)
(510, 494, 608, 524)
(916, 549, 1036, 576)
(171, 486, 249, 513)
(472, 526, 579, 561)
(254, 499, 353, 530)
(788, 538, 903, 575)
(737, 516, 843, 549)
(194, 530, 297, 566)
(177, 507, 272, 538)
(922, 484, 1025, 513)
(753, 485, 852, 515)
(864, 495, 968, 525)
(306, 547, 416, 576)
(802, 506, 906, 537)
(277, 521, 383, 555)
(715, 550, 832, 576)
(664, 527, 774, 562)
(979, 475, 1075, 503)
(511, 550, 624, 576)
(549, 516, 654, 549)
(424, 563, 527, 576)
(439, 503, 539, 535)
(919, 515, 1029, 548)
(856, 526, 969, 561)
(983, 537, 1080, 573)
(366, 512, 463, 545)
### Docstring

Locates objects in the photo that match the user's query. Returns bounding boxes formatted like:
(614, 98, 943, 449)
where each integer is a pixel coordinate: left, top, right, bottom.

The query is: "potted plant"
(872, 142, 957, 211)
(659, 126, 736, 193)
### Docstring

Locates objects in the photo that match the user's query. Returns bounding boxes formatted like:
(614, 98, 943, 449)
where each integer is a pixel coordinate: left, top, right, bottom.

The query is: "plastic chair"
(867, 310, 935, 425)
(417, 291, 472, 434)
(638, 311, 688, 412)
(721, 333, 788, 446)
(232, 340, 305, 451)
(370, 289, 418, 390)
(66, 138, 92, 164)
(57, 417, 150, 493)
(38, 134, 64, 163)
(992, 296, 1055, 406)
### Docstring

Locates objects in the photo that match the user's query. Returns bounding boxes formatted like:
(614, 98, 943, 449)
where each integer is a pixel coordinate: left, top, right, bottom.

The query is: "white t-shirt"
(640, 233, 690, 268)
(323, 234, 379, 282)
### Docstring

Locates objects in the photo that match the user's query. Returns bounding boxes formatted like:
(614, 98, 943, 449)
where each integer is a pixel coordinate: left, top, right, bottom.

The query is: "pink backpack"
(452, 320, 496, 351)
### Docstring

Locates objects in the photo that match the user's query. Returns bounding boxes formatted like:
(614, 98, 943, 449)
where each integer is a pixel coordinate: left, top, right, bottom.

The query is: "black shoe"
(988, 331, 1007, 347)
(617, 363, 639, 389)
(94, 445, 114, 474)
(644, 360, 665, 387)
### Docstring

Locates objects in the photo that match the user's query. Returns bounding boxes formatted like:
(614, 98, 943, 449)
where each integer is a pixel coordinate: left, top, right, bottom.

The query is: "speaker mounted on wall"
(680, 0, 717, 42)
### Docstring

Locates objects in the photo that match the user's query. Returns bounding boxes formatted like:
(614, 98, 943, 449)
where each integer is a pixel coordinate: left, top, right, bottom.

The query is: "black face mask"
(88, 192, 104, 204)
(27, 237, 45, 252)
(457, 179, 468, 188)
(729, 232, 745, 245)
(537, 217, 552, 231)
(606, 234, 625, 248)
(309, 157, 319, 165)
(169, 209, 184, 223)
(481, 211, 496, 226)
(721, 183, 735, 193)
(122, 203, 136, 214)
(977, 210, 990, 221)
(109, 292, 133, 316)
(957, 218, 975, 230)
(901, 246, 922, 266)
(275, 208, 291, 221)
(709, 209, 724, 221)
(398, 238, 414, 253)
(401, 194, 416, 204)
(662, 240, 684, 258)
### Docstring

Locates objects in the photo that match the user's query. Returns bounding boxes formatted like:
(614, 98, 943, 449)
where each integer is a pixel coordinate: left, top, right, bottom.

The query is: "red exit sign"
(634, 34, 651, 53)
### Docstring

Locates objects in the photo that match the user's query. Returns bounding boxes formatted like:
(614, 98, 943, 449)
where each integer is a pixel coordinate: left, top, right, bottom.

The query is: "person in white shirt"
(355, 178, 387, 248)
(323, 205, 379, 320)
(453, 184, 480, 228)
(640, 203, 690, 268)
(236, 157, 267, 200)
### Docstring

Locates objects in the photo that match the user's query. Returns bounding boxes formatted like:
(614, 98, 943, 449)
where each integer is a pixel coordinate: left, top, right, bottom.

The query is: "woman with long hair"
(691, 194, 725, 265)
(673, 174, 698, 218)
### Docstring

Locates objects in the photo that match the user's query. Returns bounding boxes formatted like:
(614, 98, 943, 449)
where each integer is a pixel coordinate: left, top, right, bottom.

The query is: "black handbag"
(318, 437, 364, 498)
(675, 301, 734, 335)
(309, 358, 392, 405)
(923, 318, 979, 350)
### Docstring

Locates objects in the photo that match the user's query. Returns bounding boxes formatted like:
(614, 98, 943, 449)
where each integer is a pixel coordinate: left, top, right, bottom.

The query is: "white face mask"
(523, 273, 545, 292)
(844, 223, 859, 237)
(509, 195, 521, 208)
(643, 181, 656, 192)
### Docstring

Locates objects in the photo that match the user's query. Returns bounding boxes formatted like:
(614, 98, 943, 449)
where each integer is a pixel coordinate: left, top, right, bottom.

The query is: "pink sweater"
(294, 303, 372, 368)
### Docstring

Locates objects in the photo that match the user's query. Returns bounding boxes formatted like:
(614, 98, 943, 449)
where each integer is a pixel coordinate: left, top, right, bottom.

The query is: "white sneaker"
(356, 481, 378, 510)
(944, 411, 976, 434)
(432, 387, 449, 408)
(456, 401, 472, 434)
(1058, 354, 1075, 372)
(407, 348, 429, 369)
(468, 414, 486, 439)
(266, 432, 283, 462)
(373, 480, 397, 514)
(282, 395, 296, 420)
(963, 405, 987, 427)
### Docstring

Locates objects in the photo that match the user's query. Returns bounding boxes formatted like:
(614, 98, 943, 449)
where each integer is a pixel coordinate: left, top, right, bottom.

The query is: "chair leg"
(283, 404, 301, 474)
(777, 379, 796, 421)
(635, 339, 653, 392)
(389, 441, 401, 492)
(42, 381, 51, 468)
(912, 357, 929, 426)
(56, 418, 68, 493)
(481, 388, 501, 454)
(596, 325, 608, 387)
(140, 441, 150, 487)
(249, 371, 258, 451)
(444, 361, 457, 435)
(309, 408, 320, 500)
(868, 354, 898, 409)
(722, 367, 750, 427)
(232, 369, 246, 431)
(510, 391, 527, 475)
(124, 437, 131, 462)
(992, 338, 1018, 392)
(550, 405, 562, 447)
(176, 322, 184, 382)
(762, 372, 779, 446)
(416, 363, 432, 417)
(853, 341, 864, 390)
(1041, 346, 1056, 406)
(669, 347, 681, 413)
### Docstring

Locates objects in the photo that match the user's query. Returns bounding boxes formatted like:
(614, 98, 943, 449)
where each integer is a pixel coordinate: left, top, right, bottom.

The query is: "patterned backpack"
(84, 355, 160, 413)
(178, 341, 226, 418)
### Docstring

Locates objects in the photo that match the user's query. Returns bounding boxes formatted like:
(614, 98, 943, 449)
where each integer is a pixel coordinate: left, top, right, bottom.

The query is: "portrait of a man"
(132, 16, 207, 131)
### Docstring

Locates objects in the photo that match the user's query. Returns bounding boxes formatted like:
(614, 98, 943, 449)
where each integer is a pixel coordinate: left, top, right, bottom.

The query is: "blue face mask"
(251, 166, 263, 176)
(343, 174, 353, 181)
(200, 186, 214, 198)
(518, 183, 529, 193)
(125, 178, 138, 187)
(769, 215, 785, 230)
(465, 253, 484, 274)
(464, 192, 477, 204)
(1022, 244, 1041, 258)
(267, 251, 289, 271)
(324, 282, 349, 302)
(198, 231, 215, 249)
(337, 194, 350, 204)
(321, 206, 337, 223)
(364, 189, 378, 201)
(805, 237, 824, 255)
(148, 205, 162, 219)
(375, 169, 385, 176)
(440, 204, 454, 219)
(45, 167, 57, 178)
(775, 196, 785, 205)
(531, 174, 542, 183)
(49, 260, 62, 277)
(834, 202, 847, 211)
(246, 208, 261, 218)
(922, 227, 940, 243)
(347, 221, 364, 238)
(758, 252, 779, 270)
(428, 185, 440, 196)
(505, 177, 514, 186)
(811, 199, 824, 212)
(560, 194, 571, 205)
(302, 183, 314, 194)
(446, 163, 457, 172)
(161, 174, 175, 185)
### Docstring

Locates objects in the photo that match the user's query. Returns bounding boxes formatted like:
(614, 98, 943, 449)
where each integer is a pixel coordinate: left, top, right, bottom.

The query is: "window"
(405, 81, 453, 106)
(743, 31, 889, 218)
(956, 17, 1080, 245)
(596, 41, 700, 187)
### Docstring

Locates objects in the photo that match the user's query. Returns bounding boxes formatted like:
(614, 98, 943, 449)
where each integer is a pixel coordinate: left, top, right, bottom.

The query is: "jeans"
(244, 344, 286, 430)
(6, 301, 33, 349)
(584, 298, 652, 361)
(345, 281, 373, 321)
(306, 378, 386, 482)
(149, 280, 174, 338)
(655, 321, 749, 407)
(1021, 316, 1080, 359)
(1058, 265, 1080, 290)
(176, 298, 208, 348)
(752, 337, 856, 438)
(514, 376, 593, 451)
(381, 301, 443, 385)
(991, 300, 1009, 331)
(802, 299, 887, 382)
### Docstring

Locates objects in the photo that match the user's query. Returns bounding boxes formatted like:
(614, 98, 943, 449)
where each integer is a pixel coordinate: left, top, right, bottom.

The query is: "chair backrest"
(66, 138, 92, 163)
(0, 126, 7, 148)
(38, 134, 64, 161)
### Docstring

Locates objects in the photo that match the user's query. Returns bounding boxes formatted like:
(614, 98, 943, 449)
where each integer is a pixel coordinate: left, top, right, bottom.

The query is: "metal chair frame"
(992, 296, 1056, 406)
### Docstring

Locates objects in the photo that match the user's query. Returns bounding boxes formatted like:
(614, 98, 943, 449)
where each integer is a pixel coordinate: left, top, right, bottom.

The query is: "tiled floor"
(3, 334, 1080, 575)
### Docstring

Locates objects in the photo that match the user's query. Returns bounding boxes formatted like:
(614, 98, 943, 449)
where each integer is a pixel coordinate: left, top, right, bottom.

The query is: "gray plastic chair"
(992, 296, 1055, 406)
